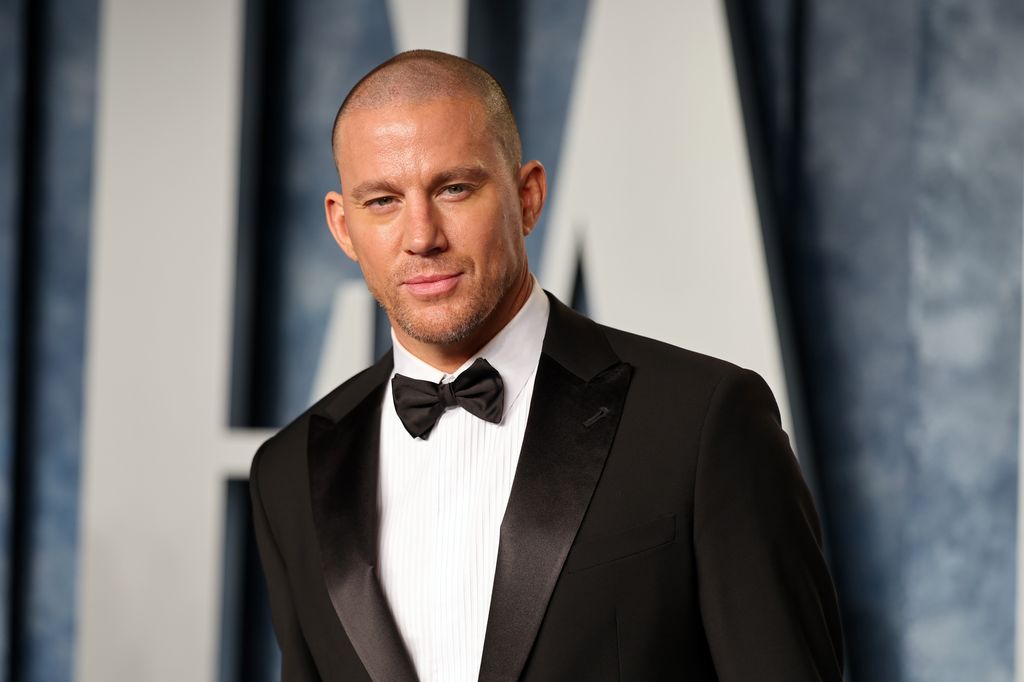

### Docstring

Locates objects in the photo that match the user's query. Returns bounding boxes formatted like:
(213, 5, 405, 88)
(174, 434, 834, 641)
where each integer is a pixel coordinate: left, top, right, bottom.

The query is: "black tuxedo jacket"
(250, 293, 844, 681)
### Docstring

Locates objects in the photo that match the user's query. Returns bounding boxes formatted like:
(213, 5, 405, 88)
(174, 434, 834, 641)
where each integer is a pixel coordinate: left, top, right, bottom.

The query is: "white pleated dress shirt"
(377, 276, 550, 682)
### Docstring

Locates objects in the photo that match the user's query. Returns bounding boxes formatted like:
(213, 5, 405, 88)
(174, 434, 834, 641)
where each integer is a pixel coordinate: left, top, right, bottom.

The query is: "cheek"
(348, 222, 399, 270)
(468, 224, 517, 271)
(478, 198, 522, 249)
(349, 244, 392, 288)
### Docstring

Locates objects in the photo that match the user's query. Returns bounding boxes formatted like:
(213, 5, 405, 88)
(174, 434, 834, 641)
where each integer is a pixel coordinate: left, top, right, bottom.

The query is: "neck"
(396, 269, 534, 373)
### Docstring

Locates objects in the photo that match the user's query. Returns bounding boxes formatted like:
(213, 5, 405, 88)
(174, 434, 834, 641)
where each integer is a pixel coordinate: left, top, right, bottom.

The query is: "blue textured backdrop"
(0, 0, 98, 680)
(0, 0, 25, 675)
(239, 0, 395, 428)
(738, 1, 1023, 679)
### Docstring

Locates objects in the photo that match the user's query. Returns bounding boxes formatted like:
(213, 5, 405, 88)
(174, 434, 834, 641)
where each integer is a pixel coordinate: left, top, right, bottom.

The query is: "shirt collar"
(390, 274, 550, 418)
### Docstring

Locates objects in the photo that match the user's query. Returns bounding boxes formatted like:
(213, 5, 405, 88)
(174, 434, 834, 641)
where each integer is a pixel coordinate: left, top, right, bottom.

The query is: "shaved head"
(331, 50, 522, 176)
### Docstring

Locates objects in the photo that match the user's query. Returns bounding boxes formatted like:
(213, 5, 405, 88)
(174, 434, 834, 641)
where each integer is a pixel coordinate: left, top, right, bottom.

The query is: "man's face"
(326, 96, 543, 352)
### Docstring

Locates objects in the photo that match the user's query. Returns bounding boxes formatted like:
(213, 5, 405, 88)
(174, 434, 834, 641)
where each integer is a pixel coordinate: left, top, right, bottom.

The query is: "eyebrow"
(433, 165, 490, 188)
(348, 165, 491, 202)
(348, 179, 403, 202)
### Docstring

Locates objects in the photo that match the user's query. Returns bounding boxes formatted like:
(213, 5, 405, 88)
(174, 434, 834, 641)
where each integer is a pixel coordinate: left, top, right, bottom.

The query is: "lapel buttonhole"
(583, 406, 610, 428)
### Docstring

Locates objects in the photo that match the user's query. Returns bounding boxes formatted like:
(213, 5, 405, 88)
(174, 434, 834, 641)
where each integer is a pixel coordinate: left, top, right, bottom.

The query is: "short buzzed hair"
(331, 50, 522, 175)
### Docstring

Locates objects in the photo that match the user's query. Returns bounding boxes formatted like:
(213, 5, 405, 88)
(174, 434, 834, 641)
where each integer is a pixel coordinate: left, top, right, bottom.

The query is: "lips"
(402, 272, 462, 297)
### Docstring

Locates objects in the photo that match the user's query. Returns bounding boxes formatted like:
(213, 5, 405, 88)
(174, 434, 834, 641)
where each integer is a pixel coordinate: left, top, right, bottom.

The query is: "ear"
(517, 160, 547, 236)
(324, 190, 359, 262)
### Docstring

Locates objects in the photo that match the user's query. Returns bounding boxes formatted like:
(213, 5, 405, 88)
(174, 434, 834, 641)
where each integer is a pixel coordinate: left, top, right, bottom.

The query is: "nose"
(401, 195, 448, 256)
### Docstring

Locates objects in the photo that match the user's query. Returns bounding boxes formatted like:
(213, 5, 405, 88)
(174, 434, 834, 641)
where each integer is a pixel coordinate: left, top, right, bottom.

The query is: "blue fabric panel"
(221, 480, 279, 682)
(17, 0, 98, 678)
(0, 2, 27, 678)
(795, 2, 1022, 680)
(517, 0, 589, 273)
(798, 4, 917, 677)
(902, 2, 1022, 679)
(260, 0, 395, 425)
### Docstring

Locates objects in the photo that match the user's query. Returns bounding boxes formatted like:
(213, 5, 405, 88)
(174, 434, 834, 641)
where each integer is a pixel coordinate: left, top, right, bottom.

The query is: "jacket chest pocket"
(565, 514, 676, 573)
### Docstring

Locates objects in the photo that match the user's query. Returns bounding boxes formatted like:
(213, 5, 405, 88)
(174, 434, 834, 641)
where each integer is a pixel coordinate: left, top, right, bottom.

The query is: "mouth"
(401, 272, 463, 298)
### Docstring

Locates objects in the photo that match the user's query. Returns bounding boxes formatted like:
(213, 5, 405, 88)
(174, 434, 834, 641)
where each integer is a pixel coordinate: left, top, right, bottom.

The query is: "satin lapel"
(307, 365, 418, 682)
(478, 295, 633, 681)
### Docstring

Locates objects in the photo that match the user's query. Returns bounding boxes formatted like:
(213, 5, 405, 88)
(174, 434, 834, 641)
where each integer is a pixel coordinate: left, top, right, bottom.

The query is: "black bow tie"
(391, 357, 505, 439)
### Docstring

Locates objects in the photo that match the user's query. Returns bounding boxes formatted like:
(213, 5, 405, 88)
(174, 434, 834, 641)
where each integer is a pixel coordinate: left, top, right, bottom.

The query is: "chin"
(395, 300, 492, 346)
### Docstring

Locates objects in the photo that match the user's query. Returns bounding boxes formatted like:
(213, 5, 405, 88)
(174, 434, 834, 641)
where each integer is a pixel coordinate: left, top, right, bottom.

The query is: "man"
(250, 50, 843, 681)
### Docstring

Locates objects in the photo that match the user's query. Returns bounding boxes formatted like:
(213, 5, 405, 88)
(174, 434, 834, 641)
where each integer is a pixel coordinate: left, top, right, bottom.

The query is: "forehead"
(335, 96, 501, 183)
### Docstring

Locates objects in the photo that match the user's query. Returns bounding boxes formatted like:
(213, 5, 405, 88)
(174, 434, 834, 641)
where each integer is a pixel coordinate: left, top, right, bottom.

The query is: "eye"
(441, 184, 470, 197)
(365, 196, 395, 208)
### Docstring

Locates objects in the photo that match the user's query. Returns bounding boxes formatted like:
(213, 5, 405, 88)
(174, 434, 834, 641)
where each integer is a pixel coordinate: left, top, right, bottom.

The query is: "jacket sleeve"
(250, 444, 322, 682)
(693, 368, 844, 681)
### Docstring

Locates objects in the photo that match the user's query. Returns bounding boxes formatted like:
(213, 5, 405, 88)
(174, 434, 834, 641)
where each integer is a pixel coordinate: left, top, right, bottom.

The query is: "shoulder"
(600, 323, 740, 374)
(541, 292, 777, 423)
(543, 292, 756, 396)
(596, 322, 771, 409)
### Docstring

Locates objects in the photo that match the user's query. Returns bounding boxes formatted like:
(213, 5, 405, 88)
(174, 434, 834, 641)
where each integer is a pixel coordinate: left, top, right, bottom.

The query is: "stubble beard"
(369, 260, 521, 347)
